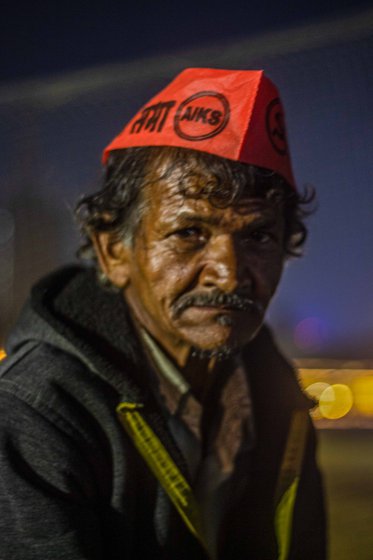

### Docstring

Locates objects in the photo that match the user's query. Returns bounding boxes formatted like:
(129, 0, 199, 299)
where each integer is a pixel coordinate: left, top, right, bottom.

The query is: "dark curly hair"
(75, 146, 315, 268)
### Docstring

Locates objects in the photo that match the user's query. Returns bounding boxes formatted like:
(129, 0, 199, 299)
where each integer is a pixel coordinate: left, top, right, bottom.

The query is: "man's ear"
(91, 232, 132, 289)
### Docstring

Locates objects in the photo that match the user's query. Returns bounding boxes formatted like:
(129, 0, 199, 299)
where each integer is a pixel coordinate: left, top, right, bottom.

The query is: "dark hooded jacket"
(0, 266, 326, 560)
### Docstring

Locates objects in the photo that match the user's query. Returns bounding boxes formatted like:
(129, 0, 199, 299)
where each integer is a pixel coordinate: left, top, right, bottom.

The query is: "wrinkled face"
(117, 158, 285, 363)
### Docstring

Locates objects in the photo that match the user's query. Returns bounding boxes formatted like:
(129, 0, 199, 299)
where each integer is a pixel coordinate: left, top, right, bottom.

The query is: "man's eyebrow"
(174, 211, 279, 228)
(175, 212, 222, 226)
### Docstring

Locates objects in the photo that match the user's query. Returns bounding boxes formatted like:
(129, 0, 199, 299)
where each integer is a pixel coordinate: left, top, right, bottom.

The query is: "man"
(0, 68, 326, 559)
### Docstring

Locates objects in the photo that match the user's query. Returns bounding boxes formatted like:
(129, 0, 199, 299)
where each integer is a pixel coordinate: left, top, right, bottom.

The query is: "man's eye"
(173, 227, 203, 239)
(245, 230, 276, 244)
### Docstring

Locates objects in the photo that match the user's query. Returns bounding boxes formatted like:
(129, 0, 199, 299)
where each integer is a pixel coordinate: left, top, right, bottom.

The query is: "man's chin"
(188, 330, 256, 360)
(189, 343, 240, 361)
(179, 320, 263, 360)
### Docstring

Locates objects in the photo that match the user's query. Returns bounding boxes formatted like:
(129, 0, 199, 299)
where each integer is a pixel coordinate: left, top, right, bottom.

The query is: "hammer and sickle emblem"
(272, 111, 285, 141)
(266, 98, 288, 155)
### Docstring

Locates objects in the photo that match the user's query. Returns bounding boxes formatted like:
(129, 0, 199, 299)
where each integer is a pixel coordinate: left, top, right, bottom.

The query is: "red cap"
(103, 68, 296, 188)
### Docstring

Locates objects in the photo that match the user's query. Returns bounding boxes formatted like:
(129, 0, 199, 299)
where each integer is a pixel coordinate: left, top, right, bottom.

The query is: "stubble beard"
(189, 344, 239, 361)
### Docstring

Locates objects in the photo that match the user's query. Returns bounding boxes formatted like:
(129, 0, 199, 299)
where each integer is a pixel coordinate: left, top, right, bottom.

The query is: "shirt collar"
(140, 328, 191, 415)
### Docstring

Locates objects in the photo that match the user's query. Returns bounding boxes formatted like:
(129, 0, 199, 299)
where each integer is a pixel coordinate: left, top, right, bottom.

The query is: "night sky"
(2, 0, 371, 83)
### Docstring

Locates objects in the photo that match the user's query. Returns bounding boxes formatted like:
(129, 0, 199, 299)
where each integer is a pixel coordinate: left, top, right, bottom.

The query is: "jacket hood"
(6, 265, 154, 400)
(7, 266, 135, 355)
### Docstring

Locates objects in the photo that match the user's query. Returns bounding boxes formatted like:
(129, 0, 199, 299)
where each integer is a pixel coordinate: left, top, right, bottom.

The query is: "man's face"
(119, 158, 285, 362)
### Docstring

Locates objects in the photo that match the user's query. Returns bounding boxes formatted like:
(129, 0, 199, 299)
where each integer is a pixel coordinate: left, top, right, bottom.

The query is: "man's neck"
(129, 308, 228, 403)
(180, 351, 218, 403)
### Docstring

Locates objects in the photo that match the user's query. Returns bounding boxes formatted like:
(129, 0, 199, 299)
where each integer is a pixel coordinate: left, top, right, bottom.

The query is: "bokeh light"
(352, 376, 373, 416)
(319, 384, 353, 420)
(305, 382, 330, 401)
(294, 317, 328, 351)
(304, 382, 330, 420)
(300, 366, 373, 427)
(0, 349, 6, 361)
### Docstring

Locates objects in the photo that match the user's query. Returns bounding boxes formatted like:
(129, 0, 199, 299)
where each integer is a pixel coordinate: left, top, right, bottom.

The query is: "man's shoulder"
(0, 340, 132, 467)
(0, 339, 92, 389)
(0, 341, 108, 415)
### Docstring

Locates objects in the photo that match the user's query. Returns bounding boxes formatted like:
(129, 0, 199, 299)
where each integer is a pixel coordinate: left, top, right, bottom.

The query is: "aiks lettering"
(179, 107, 223, 126)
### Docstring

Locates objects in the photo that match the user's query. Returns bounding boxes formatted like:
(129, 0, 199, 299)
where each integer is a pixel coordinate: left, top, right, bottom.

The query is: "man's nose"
(199, 234, 251, 293)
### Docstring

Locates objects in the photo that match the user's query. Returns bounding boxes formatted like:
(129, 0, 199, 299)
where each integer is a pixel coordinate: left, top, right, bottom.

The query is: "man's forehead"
(141, 151, 212, 204)
(142, 174, 282, 225)
(141, 151, 283, 210)
(146, 150, 188, 181)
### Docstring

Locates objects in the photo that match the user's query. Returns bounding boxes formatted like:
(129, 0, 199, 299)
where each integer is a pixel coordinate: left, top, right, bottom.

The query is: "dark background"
(1, 1, 371, 83)
(1, 6, 373, 558)
(1, 0, 373, 360)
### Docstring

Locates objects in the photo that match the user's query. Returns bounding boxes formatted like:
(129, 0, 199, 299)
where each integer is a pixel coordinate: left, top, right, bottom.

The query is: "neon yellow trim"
(274, 409, 309, 559)
(275, 476, 300, 560)
(116, 402, 207, 550)
(118, 402, 143, 411)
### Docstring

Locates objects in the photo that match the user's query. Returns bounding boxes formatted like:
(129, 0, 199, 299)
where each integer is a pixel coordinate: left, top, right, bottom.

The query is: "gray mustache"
(172, 290, 262, 319)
